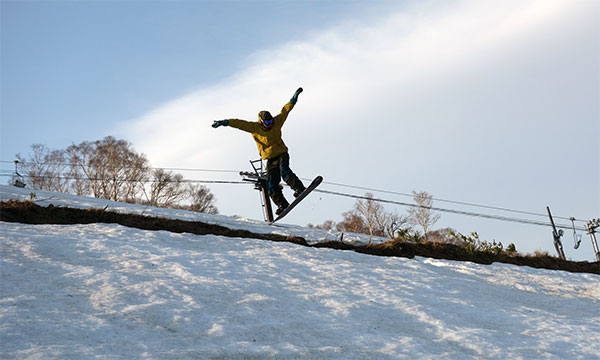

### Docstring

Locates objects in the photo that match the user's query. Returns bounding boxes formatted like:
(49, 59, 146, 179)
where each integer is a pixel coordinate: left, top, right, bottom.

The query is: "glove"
(212, 120, 229, 128)
(290, 87, 303, 105)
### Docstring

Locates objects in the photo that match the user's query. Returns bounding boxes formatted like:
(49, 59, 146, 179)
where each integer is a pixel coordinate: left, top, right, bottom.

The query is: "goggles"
(262, 118, 274, 126)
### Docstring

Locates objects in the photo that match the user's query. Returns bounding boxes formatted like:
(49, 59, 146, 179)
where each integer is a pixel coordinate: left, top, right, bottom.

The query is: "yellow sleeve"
(228, 119, 261, 134)
(276, 101, 295, 126)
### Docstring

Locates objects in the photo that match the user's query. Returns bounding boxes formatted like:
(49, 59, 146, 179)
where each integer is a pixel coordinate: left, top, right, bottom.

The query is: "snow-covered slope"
(1, 186, 599, 359)
(0, 185, 380, 246)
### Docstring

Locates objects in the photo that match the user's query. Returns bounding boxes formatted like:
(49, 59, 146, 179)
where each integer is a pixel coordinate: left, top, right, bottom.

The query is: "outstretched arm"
(213, 118, 256, 132)
(212, 118, 260, 133)
(226, 119, 261, 133)
(278, 87, 303, 125)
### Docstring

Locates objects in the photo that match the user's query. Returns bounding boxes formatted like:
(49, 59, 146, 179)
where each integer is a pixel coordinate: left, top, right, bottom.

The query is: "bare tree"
(16, 144, 52, 191)
(17, 137, 222, 214)
(355, 193, 386, 240)
(408, 190, 441, 241)
(383, 210, 410, 239)
(15, 145, 71, 192)
(336, 209, 369, 235)
(187, 184, 219, 214)
(45, 149, 70, 192)
(144, 168, 187, 207)
(89, 137, 149, 202)
(65, 142, 94, 196)
(121, 150, 148, 203)
(335, 193, 408, 241)
(310, 220, 336, 231)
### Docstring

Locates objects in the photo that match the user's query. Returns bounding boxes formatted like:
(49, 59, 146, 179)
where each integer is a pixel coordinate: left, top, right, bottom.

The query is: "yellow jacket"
(228, 101, 295, 160)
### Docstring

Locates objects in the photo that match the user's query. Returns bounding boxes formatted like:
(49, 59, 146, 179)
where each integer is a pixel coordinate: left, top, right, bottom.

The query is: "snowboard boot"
(270, 191, 289, 216)
(293, 185, 306, 198)
(275, 203, 288, 216)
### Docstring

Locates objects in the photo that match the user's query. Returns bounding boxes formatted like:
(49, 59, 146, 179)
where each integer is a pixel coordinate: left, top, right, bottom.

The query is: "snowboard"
(269, 176, 323, 224)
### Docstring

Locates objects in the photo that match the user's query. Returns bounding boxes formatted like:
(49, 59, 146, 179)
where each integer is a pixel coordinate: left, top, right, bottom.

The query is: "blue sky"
(1, 0, 370, 152)
(2, 0, 599, 261)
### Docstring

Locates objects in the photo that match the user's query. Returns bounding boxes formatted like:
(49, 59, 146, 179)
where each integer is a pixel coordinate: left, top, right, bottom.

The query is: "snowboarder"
(212, 87, 306, 215)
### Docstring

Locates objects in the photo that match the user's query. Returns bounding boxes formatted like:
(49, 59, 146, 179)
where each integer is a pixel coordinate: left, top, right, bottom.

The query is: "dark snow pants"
(266, 152, 304, 208)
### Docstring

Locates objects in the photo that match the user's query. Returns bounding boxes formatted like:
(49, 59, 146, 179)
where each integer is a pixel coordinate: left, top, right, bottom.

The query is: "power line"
(0, 160, 240, 174)
(3, 159, 589, 225)
(302, 177, 586, 223)
(1, 172, 588, 231)
(0, 173, 249, 185)
(314, 188, 587, 232)
(152, 167, 239, 173)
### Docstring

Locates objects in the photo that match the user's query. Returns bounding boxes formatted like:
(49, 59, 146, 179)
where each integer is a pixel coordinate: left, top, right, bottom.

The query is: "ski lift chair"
(12, 160, 26, 188)
(240, 159, 275, 222)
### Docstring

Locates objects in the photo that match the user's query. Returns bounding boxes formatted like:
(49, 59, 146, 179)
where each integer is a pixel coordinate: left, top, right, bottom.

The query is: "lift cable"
(1, 160, 587, 225)
(301, 177, 587, 224)
(314, 188, 587, 232)
(0, 173, 248, 185)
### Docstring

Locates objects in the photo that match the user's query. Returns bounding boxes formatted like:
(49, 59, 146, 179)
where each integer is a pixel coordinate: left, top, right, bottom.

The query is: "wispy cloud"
(117, 0, 597, 232)
(120, 0, 582, 168)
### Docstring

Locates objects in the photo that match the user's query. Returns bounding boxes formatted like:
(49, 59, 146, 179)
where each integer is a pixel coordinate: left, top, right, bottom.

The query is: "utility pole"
(547, 206, 566, 260)
(585, 218, 600, 262)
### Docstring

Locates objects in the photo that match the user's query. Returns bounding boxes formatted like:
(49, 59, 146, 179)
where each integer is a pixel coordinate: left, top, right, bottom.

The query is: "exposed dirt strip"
(1, 200, 598, 275)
